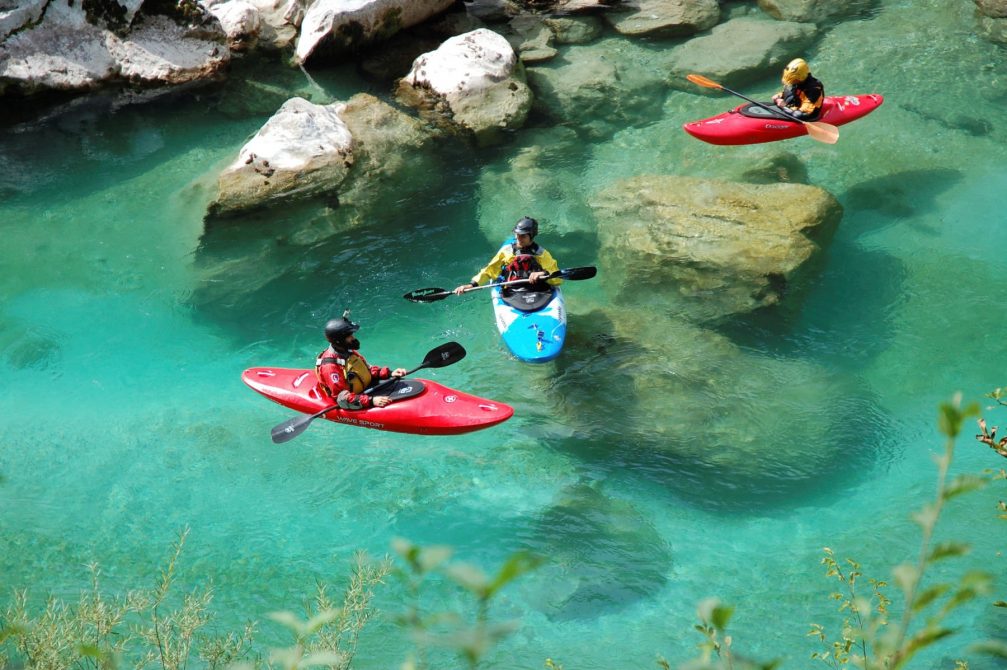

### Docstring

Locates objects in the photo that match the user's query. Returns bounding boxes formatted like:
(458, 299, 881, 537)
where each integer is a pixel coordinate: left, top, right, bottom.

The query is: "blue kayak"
(490, 251, 567, 363)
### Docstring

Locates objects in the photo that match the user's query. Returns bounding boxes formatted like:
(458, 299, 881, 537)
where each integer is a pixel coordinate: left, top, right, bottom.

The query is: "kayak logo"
(835, 96, 861, 113)
(397, 386, 413, 394)
(478, 404, 498, 411)
(444, 395, 457, 403)
(764, 123, 790, 129)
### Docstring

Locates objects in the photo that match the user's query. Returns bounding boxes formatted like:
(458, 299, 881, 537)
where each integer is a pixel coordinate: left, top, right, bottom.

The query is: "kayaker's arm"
(538, 249, 562, 286)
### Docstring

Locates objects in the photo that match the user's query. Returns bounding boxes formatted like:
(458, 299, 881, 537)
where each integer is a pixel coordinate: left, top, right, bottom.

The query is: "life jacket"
(504, 243, 543, 282)
(314, 347, 373, 398)
(782, 75, 824, 118)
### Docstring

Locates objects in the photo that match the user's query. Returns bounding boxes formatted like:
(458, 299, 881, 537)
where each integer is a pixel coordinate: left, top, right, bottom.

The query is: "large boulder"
(525, 36, 670, 138)
(666, 16, 817, 91)
(591, 175, 842, 321)
(0, 2, 228, 99)
(334, 92, 446, 215)
(208, 93, 443, 217)
(210, 97, 354, 215)
(295, 0, 455, 65)
(603, 0, 719, 37)
(757, 0, 876, 23)
(543, 15, 603, 43)
(396, 28, 532, 146)
(203, 0, 263, 51)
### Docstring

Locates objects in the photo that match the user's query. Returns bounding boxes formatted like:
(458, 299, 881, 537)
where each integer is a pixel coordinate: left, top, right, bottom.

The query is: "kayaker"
(772, 58, 824, 121)
(315, 314, 407, 409)
(452, 216, 561, 295)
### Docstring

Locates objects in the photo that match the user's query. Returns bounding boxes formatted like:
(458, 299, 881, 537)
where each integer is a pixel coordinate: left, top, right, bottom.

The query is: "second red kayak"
(683, 94, 883, 145)
(243, 368, 514, 436)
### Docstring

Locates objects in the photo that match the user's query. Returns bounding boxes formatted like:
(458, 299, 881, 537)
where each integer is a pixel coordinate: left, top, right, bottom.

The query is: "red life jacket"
(504, 243, 543, 282)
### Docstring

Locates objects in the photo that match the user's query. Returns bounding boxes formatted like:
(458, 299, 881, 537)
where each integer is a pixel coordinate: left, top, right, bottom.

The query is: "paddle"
(269, 341, 467, 444)
(403, 266, 598, 303)
(686, 73, 839, 145)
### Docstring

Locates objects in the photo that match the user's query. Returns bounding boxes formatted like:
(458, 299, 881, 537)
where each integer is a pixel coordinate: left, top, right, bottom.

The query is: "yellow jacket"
(471, 241, 561, 287)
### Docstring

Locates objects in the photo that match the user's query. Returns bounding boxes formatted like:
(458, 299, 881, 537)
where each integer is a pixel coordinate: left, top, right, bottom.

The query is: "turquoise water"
(2, 0, 1007, 667)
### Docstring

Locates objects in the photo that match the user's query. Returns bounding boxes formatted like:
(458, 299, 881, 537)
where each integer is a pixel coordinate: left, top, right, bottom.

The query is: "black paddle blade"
(404, 288, 451, 302)
(422, 341, 466, 368)
(271, 414, 317, 444)
(555, 266, 597, 281)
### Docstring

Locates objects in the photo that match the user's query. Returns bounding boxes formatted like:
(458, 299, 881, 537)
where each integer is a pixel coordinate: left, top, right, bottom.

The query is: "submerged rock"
(603, 0, 720, 37)
(476, 125, 596, 238)
(396, 28, 532, 146)
(523, 482, 671, 621)
(540, 307, 879, 506)
(666, 16, 816, 91)
(976, 0, 1007, 16)
(526, 36, 670, 138)
(295, 0, 455, 64)
(591, 175, 842, 322)
(543, 15, 603, 43)
(756, 0, 877, 23)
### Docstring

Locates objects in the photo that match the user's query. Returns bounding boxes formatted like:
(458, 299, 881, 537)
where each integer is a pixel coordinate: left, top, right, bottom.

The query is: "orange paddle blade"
(804, 120, 840, 144)
(687, 74, 723, 90)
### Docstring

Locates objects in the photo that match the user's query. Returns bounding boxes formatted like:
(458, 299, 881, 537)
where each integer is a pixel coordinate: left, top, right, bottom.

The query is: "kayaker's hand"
(453, 284, 472, 295)
(391, 368, 407, 378)
(372, 395, 392, 408)
(528, 271, 548, 284)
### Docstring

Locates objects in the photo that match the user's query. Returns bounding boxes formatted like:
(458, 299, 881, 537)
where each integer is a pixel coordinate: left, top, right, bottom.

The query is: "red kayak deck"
(683, 94, 884, 145)
(242, 367, 514, 436)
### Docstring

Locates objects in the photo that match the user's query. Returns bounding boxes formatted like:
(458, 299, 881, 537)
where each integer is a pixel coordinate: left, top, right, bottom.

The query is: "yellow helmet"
(782, 58, 810, 85)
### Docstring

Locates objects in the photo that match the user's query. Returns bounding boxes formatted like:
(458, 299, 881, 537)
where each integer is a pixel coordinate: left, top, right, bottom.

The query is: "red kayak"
(683, 94, 883, 145)
(242, 368, 513, 435)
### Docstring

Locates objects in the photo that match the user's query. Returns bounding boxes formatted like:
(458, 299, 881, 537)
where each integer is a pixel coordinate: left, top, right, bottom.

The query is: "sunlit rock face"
(603, 0, 720, 37)
(0, 1, 228, 99)
(209, 92, 443, 216)
(591, 175, 842, 322)
(295, 0, 455, 64)
(210, 97, 354, 216)
(396, 28, 532, 146)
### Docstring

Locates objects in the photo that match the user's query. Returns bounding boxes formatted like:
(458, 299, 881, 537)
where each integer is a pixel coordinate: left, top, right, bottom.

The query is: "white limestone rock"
(210, 97, 354, 215)
(204, 0, 262, 50)
(295, 0, 455, 64)
(0, 1, 228, 97)
(396, 28, 532, 146)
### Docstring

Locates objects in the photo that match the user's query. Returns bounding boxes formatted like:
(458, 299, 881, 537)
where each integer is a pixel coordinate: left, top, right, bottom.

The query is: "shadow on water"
(841, 168, 963, 231)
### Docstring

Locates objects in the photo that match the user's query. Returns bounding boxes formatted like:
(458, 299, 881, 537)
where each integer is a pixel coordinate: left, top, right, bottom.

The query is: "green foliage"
(0, 532, 387, 670)
(678, 394, 1004, 670)
(391, 538, 542, 670)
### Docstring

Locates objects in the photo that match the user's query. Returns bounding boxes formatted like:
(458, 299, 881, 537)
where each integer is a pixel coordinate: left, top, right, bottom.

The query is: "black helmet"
(324, 316, 359, 345)
(513, 216, 538, 238)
